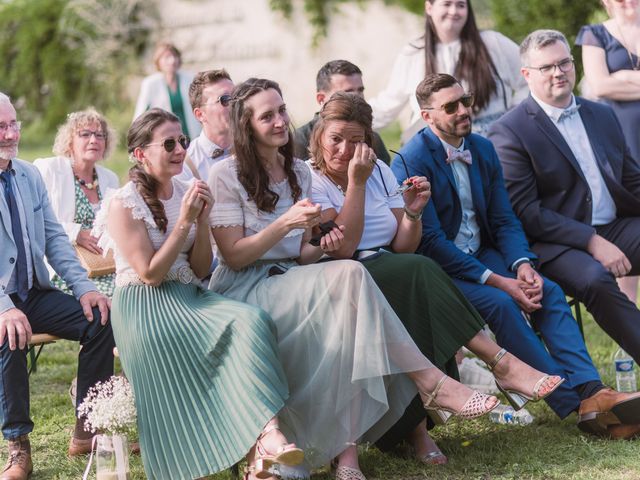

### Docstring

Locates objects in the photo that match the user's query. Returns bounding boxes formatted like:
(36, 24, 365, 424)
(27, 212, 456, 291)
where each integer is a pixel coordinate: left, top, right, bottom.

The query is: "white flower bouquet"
(78, 375, 137, 437)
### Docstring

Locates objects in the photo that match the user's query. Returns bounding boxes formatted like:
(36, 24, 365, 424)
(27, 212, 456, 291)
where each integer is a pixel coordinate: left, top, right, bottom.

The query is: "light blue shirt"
(531, 93, 616, 226)
(1, 163, 34, 295)
(439, 139, 493, 284)
(178, 131, 231, 182)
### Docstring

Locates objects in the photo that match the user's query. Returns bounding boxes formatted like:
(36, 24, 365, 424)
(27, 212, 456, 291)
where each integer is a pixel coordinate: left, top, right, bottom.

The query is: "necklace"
(614, 19, 640, 70)
(325, 172, 348, 196)
(74, 169, 99, 190)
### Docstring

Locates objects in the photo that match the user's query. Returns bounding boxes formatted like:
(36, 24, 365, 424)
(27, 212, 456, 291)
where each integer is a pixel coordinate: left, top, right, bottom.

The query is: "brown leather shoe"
(578, 388, 640, 435)
(608, 423, 640, 440)
(68, 435, 94, 457)
(1, 435, 32, 480)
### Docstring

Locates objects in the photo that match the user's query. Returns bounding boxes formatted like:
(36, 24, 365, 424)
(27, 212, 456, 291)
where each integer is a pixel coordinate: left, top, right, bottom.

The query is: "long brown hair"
(229, 78, 301, 213)
(422, 0, 499, 113)
(127, 108, 180, 232)
(309, 92, 374, 174)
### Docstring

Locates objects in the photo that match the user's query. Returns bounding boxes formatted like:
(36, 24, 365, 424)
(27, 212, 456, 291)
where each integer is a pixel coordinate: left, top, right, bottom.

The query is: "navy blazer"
(391, 127, 535, 282)
(488, 95, 640, 264)
(0, 159, 95, 314)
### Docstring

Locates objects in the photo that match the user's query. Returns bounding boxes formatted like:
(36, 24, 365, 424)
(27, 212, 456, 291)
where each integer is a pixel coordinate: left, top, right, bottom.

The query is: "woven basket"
(74, 246, 115, 278)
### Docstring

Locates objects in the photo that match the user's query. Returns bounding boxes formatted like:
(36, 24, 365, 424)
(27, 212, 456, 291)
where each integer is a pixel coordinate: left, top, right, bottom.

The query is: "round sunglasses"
(145, 135, 190, 153)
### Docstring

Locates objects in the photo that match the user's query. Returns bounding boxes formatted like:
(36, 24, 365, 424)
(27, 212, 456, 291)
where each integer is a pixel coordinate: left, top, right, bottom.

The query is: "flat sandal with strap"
(487, 348, 565, 410)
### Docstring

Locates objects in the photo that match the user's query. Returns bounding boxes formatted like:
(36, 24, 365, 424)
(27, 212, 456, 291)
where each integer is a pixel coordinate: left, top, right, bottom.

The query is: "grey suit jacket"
(0, 158, 95, 314)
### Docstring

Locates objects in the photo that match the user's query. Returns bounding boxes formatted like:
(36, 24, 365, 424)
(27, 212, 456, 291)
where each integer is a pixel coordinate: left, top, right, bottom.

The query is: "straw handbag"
(74, 245, 115, 278)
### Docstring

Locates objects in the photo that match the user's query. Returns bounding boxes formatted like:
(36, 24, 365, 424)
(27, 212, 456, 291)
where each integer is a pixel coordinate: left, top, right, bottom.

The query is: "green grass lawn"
(15, 304, 640, 479)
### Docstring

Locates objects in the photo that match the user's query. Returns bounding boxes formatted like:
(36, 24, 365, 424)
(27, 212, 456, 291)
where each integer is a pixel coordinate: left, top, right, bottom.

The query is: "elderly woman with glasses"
(34, 109, 119, 296)
(308, 92, 563, 466)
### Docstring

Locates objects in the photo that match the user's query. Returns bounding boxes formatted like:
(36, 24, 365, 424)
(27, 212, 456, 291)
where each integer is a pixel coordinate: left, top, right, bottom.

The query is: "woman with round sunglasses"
(577, 0, 640, 304)
(95, 108, 302, 480)
(34, 108, 119, 297)
(207, 78, 502, 480)
(368, 0, 527, 142)
(308, 92, 563, 465)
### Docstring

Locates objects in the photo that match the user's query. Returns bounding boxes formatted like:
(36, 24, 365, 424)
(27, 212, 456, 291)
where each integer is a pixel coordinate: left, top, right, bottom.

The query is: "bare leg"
(618, 276, 638, 304)
(465, 331, 560, 398)
(407, 420, 447, 465)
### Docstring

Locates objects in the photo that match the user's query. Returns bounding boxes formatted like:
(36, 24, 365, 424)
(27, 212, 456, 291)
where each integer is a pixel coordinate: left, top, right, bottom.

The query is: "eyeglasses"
(145, 135, 190, 153)
(383, 150, 414, 197)
(424, 93, 475, 115)
(203, 94, 232, 108)
(78, 130, 106, 140)
(525, 57, 574, 76)
(0, 121, 21, 133)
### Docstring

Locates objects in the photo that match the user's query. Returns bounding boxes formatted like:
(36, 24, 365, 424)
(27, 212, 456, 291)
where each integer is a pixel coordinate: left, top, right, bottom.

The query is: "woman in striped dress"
(94, 108, 302, 480)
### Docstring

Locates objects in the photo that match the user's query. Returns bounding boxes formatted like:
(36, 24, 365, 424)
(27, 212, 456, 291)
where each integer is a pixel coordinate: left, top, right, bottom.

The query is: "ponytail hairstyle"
(422, 0, 499, 113)
(127, 108, 180, 232)
(229, 78, 301, 213)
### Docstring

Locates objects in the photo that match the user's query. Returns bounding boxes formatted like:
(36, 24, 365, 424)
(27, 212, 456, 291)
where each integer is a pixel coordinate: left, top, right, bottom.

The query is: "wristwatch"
(513, 258, 534, 271)
(403, 206, 423, 221)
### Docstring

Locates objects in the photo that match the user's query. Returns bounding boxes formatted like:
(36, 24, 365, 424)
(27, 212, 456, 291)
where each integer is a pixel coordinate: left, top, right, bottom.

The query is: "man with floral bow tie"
(489, 30, 640, 371)
(392, 73, 640, 439)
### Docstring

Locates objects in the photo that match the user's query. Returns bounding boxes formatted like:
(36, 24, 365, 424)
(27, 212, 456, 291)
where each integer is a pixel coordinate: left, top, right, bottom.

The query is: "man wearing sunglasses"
(392, 73, 640, 439)
(293, 59, 391, 164)
(180, 69, 234, 181)
(489, 30, 640, 374)
(0, 93, 114, 479)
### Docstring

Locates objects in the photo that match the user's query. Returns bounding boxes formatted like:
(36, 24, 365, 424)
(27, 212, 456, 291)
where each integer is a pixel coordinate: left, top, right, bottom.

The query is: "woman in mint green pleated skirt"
(95, 109, 302, 480)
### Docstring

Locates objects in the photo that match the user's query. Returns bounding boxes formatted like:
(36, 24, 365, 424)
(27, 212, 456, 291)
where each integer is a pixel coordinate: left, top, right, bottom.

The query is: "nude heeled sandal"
(422, 375, 499, 425)
(251, 423, 304, 479)
(487, 348, 565, 410)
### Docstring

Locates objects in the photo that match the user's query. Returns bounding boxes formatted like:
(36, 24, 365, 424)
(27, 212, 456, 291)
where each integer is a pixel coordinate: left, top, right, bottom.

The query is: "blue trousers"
(0, 288, 114, 440)
(452, 248, 600, 419)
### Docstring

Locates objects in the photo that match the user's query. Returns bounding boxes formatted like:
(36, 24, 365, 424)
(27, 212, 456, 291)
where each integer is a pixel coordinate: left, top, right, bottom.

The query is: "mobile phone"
(309, 220, 339, 246)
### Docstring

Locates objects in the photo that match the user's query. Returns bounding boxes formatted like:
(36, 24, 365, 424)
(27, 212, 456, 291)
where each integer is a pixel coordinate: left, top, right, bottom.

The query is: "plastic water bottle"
(489, 405, 534, 425)
(614, 348, 637, 392)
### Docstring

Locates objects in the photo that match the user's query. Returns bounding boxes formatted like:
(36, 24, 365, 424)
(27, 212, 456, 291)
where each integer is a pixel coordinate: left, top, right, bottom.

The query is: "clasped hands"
(180, 180, 213, 226)
(488, 263, 544, 314)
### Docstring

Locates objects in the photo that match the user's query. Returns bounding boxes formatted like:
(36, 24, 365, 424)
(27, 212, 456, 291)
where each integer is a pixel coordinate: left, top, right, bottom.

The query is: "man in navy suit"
(488, 30, 640, 365)
(392, 73, 640, 438)
(0, 93, 114, 480)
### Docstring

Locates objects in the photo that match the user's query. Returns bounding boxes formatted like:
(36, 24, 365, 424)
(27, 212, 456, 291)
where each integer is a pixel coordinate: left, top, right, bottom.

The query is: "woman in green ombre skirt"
(95, 109, 300, 480)
(308, 92, 563, 464)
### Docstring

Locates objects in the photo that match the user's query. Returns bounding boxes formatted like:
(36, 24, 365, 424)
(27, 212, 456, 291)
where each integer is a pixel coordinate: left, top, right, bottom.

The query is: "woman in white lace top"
(207, 78, 499, 480)
(368, 0, 528, 142)
(95, 108, 302, 480)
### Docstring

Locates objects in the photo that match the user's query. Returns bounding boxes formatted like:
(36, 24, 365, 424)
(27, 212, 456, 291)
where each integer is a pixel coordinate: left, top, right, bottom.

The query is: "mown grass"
(13, 303, 640, 480)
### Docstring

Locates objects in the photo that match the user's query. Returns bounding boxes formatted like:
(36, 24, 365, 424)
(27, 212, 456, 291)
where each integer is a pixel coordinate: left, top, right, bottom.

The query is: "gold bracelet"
(403, 206, 423, 221)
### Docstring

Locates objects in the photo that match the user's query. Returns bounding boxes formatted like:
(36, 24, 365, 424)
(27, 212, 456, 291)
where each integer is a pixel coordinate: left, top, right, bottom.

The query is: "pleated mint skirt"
(111, 282, 289, 480)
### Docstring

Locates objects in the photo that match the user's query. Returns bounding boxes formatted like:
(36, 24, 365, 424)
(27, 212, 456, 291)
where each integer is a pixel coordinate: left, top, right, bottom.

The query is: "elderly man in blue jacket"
(0, 93, 114, 480)
(391, 73, 640, 439)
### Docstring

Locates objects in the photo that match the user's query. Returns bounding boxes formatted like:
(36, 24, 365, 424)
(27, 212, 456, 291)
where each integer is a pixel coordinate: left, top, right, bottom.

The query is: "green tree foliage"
(270, 0, 424, 43)
(0, 0, 156, 132)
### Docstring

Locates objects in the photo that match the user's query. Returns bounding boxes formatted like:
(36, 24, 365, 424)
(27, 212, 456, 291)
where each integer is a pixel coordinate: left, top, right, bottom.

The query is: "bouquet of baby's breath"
(78, 375, 137, 437)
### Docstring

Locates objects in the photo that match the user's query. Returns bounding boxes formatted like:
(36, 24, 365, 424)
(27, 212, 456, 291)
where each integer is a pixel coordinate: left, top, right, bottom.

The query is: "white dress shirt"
(531, 93, 616, 226)
(439, 139, 493, 283)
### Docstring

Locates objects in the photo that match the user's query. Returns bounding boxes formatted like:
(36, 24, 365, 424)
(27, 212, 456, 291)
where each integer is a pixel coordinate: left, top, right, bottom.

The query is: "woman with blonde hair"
(133, 41, 200, 139)
(34, 108, 119, 296)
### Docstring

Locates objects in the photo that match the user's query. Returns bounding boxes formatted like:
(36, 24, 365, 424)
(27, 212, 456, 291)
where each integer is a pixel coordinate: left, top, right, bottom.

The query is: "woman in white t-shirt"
(368, 0, 528, 142)
(309, 92, 563, 465)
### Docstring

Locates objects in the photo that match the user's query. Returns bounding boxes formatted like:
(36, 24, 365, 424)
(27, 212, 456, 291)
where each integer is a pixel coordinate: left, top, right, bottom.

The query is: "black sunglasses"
(425, 93, 475, 115)
(145, 135, 190, 153)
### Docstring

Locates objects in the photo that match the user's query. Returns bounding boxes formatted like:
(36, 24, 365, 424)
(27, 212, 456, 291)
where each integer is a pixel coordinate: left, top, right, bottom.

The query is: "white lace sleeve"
(209, 159, 245, 228)
(92, 182, 157, 254)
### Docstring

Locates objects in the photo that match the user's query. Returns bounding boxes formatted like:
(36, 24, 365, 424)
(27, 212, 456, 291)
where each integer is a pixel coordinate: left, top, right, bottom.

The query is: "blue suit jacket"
(488, 95, 640, 264)
(0, 159, 95, 314)
(391, 127, 535, 282)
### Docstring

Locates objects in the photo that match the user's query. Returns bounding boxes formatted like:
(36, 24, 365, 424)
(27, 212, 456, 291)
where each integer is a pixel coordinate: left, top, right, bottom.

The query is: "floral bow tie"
(558, 104, 581, 123)
(446, 149, 472, 165)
